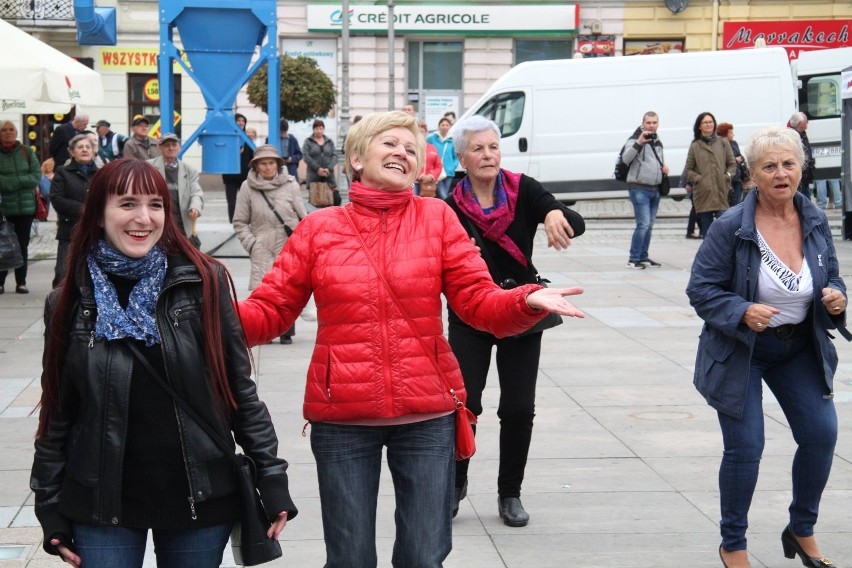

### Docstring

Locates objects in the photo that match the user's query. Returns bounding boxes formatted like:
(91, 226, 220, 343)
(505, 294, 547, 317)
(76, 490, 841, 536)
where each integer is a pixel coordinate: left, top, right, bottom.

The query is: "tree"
(247, 55, 336, 123)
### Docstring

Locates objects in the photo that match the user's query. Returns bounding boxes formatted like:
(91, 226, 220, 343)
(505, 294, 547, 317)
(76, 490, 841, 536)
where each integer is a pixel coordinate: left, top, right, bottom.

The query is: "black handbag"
(125, 342, 283, 566)
(461, 217, 563, 337)
(0, 215, 24, 272)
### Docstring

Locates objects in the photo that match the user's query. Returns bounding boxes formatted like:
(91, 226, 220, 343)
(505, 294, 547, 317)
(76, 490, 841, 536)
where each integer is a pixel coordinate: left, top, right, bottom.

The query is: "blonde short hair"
(743, 125, 805, 171)
(344, 111, 424, 182)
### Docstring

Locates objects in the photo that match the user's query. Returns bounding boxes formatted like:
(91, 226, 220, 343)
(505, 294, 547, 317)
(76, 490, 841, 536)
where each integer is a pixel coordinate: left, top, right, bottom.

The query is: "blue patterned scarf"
(87, 240, 167, 346)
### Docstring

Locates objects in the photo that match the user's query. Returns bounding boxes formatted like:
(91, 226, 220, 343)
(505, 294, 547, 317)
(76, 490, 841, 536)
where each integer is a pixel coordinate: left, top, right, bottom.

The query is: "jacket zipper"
(378, 210, 394, 415)
(156, 277, 203, 520)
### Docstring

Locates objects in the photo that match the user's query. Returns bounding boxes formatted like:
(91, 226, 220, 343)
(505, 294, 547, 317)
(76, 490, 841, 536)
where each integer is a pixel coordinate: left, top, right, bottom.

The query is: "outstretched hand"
(526, 286, 585, 318)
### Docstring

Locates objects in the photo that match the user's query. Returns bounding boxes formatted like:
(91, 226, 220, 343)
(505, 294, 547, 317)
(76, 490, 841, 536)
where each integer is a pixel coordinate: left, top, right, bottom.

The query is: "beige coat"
(233, 170, 307, 289)
(685, 137, 736, 214)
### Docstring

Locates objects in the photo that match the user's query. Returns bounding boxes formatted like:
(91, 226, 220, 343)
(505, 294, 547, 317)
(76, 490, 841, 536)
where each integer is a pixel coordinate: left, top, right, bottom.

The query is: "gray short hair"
(69, 133, 94, 150)
(452, 115, 501, 154)
(743, 125, 805, 170)
(788, 112, 807, 128)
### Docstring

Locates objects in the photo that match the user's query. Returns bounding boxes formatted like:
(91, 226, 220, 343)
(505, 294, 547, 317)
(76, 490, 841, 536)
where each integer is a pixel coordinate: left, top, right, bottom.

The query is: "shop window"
(515, 40, 574, 64)
(128, 74, 182, 139)
(408, 41, 463, 91)
(800, 74, 841, 119)
(473, 91, 525, 138)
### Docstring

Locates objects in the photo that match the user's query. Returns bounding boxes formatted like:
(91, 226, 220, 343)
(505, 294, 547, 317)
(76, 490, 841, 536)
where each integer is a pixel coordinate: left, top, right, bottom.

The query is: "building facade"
(1, 0, 849, 165)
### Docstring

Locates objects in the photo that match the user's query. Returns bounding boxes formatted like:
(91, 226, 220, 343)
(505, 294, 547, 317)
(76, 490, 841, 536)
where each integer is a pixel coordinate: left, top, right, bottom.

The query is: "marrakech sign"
(723, 20, 851, 59)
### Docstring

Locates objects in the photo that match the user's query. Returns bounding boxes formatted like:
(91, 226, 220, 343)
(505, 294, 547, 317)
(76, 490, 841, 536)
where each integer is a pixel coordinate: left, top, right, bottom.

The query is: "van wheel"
(671, 195, 685, 202)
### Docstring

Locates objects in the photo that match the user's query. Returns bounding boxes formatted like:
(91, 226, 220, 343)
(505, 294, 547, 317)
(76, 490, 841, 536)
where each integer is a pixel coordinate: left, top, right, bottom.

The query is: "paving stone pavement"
(2, 190, 851, 567)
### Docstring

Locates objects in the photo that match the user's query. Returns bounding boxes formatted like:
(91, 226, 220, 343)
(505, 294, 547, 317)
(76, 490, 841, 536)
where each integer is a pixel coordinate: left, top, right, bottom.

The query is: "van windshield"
(475, 92, 525, 137)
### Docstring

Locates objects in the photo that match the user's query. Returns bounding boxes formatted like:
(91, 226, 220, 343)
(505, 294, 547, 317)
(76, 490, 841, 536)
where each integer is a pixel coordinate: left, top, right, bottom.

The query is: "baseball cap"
(131, 115, 150, 126)
(158, 133, 180, 145)
(95, 120, 110, 128)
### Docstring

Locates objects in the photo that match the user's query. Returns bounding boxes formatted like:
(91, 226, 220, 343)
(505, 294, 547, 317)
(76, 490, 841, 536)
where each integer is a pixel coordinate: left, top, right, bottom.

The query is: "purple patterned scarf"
(452, 169, 527, 267)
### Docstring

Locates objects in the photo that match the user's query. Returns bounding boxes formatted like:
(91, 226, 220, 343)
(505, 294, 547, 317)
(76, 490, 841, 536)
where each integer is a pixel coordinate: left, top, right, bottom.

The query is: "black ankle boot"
(452, 480, 467, 519)
(498, 497, 529, 527)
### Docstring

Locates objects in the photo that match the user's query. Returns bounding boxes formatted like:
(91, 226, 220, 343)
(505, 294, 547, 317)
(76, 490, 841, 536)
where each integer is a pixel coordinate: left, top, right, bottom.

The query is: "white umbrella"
(0, 19, 103, 113)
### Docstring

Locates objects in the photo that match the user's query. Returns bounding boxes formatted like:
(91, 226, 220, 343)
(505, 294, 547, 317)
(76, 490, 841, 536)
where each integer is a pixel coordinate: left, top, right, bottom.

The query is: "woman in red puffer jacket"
(237, 111, 584, 568)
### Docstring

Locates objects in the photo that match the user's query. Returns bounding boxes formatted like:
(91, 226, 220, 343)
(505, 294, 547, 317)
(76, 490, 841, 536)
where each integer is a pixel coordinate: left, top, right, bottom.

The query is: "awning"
(0, 19, 103, 114)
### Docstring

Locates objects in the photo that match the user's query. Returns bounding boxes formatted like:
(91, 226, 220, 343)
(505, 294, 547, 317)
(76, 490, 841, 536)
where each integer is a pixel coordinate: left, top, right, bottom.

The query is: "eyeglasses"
(700, 120, 715, 125)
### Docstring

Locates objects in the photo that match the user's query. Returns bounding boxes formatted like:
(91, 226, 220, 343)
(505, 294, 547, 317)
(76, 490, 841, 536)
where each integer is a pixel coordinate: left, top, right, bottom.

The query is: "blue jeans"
(71, 523, 231, 568)
(436, 177, 453, 200)
(311, 414, 455, 568)
(815, 178, 842, 210)
(717, 330, 837, 551)
(628, 187, 660, 262)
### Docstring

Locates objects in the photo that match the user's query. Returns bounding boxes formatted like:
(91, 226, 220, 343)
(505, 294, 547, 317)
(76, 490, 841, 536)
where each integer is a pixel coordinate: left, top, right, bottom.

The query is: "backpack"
(613, 127, 644, 182)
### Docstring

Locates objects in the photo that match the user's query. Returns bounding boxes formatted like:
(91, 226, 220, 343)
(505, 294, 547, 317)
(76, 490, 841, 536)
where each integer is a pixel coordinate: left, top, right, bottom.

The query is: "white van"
(456, 47, 797, 202)
(792, 47, 852, 181)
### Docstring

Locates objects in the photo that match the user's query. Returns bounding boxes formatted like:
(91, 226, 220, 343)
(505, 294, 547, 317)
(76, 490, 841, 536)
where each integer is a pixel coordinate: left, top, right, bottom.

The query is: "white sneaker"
(300, 309, 317, 322)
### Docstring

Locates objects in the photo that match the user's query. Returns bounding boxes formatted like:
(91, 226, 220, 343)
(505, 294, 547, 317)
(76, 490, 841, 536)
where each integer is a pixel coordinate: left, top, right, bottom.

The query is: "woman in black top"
(445, 115, 585, 527)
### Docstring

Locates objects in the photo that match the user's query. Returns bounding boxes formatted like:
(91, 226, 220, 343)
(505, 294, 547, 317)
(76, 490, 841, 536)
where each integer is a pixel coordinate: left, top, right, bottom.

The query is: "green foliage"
(247, 55, 336, 123)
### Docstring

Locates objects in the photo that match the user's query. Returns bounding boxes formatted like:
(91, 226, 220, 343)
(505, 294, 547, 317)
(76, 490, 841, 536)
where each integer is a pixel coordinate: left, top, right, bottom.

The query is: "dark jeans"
(225, 182, 240, 223)
(0, 214, 33, 287)
(53, 239, 70, 288)
(717, 330, 836, 551)
(71, 522, 231, 568)
(448, 321, 542, 498)
(310, 414, 455, 568)
(686, 200, 698, 236)
(698, 211, 722, 237)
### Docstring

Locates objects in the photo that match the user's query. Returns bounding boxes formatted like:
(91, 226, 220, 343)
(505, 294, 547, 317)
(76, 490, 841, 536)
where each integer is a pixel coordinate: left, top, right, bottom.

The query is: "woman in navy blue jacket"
(686, 126, 850, 568)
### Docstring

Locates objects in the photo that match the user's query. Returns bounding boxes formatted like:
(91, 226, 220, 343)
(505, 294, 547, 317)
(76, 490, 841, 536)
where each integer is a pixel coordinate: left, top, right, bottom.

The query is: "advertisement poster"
(624, 40, 684, 56)
(281, 38, 338, 144)
(576, 35, 615, 58)
(424, 96, 458, 131)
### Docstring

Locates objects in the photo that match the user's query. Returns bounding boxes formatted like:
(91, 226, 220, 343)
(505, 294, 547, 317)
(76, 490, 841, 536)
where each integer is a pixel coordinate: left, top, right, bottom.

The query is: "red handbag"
(35, 191, 49, 221)
(341, 207, 477, 460)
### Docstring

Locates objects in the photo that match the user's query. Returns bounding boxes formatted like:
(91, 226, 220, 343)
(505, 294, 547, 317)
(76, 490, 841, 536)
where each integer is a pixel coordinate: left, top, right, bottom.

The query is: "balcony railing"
(1, 0, 73, 21)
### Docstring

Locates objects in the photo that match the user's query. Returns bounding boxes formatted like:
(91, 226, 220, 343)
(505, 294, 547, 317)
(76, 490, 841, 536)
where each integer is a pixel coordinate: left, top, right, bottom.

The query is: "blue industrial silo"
(157, 0, 280, 173)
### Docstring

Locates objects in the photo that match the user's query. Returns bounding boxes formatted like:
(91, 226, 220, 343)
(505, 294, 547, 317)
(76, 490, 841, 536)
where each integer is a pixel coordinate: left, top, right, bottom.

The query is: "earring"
(355, 165, 362, 171)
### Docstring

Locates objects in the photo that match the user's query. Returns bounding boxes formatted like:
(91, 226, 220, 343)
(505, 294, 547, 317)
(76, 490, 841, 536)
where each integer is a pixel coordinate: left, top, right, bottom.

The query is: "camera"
(499, 277, 519, 290)
(646, 132, 657, 140)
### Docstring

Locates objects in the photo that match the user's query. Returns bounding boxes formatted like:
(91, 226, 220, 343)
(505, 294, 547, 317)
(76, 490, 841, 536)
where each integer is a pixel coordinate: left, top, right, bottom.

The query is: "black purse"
(462, 217, 562, 337)
(259, 190, 295, 236)
(125, 342, 283, 566)
(0, 215, 24, 272)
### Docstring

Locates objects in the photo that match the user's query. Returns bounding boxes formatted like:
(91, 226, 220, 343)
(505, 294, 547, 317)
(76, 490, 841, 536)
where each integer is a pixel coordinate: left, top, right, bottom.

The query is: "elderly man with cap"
(148, 133, 203, 236)
(94, 119, 128, 163)
(122, 115, 161, 161)
(49, 114, 89, 165)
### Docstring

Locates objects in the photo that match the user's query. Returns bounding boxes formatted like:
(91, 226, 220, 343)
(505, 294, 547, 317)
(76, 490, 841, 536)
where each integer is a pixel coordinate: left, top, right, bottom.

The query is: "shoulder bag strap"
(340, 207, 464, 408)
(259, 191, 294, 236)
(124, 341, 237, 462)
(648, 142, 664, 167)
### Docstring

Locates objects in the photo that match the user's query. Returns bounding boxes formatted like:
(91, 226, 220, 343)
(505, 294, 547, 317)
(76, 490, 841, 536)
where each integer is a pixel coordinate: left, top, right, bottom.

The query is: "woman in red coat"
(237, 111, 584, 567)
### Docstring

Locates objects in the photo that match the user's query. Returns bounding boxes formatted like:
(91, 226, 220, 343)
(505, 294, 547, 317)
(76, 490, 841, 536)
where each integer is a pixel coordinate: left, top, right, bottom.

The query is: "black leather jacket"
(31, 255, 297, 554)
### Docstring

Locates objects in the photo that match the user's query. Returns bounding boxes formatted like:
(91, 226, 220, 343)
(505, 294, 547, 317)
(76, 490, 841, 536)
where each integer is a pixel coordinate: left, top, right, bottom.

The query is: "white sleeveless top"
(755, 230, 812, 327)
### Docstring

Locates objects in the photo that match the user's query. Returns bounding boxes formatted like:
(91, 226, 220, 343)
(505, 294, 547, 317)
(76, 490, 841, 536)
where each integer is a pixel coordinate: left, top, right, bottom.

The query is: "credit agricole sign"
(307, 4, 579, 35)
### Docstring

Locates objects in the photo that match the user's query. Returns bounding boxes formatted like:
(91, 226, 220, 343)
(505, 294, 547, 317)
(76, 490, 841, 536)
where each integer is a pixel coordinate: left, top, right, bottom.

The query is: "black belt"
(766, 320, 809, 340)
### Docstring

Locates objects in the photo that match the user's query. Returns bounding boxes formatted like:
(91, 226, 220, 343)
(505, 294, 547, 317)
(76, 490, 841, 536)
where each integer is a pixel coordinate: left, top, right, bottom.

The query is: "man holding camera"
(622, 111, 668, 269)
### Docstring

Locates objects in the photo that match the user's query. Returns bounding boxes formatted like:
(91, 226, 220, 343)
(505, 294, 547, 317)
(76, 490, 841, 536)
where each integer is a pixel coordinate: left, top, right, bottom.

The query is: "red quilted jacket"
(237, 194, 544, 422)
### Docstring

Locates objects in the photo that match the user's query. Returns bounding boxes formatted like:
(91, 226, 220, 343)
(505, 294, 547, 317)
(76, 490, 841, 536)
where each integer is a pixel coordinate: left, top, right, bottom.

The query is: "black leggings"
(448, 320, 542, 498)
(0, 214, 33, 287)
